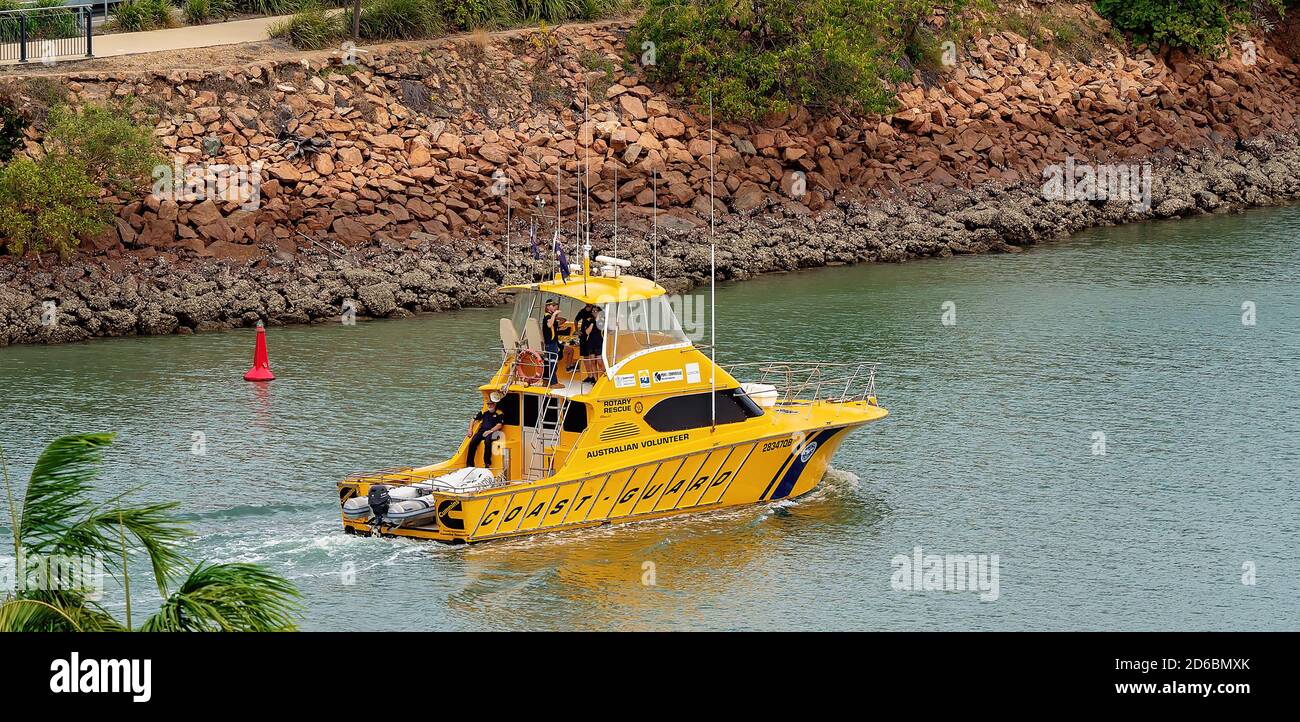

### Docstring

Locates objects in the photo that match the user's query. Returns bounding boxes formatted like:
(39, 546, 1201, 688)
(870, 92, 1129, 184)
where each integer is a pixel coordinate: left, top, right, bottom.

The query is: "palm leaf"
(0, 595, 124, 632)
(18, 433, 115, 552)
(60, 503, 192, 597)
(139, 563, 301, 632)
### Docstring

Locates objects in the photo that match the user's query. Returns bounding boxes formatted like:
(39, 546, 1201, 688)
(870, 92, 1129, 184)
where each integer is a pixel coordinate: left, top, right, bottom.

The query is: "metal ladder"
(530, 393, 570, 478)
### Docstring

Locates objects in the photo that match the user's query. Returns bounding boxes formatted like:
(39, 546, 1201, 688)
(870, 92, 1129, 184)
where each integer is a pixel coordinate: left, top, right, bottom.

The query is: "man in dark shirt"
(465, 400, 505, 468)
(542, 299, 563, 387)
(567, 303, 596, 372)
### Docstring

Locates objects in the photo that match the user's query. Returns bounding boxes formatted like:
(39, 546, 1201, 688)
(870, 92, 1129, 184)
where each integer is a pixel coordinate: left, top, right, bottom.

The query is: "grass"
(184, 0, 236, 24)
(268, 3, 340, 49)
(109, 0, 178, 33)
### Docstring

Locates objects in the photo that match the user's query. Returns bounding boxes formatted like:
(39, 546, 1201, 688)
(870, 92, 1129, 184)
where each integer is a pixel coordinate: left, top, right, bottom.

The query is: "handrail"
(723, 360, 881, 405)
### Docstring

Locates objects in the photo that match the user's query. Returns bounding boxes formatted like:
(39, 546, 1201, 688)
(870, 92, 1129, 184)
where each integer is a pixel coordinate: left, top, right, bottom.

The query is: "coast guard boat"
(337, 259, 888, 543)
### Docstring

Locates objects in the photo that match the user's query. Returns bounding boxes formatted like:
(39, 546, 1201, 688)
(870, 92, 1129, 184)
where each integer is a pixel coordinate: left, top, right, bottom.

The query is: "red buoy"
(243, 322, 275, 382)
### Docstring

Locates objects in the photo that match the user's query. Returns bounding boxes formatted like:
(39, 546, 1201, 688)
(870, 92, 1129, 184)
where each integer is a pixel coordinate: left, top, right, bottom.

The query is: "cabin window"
(603, 296, 691, 373)
(642, 390, 763, 433)
(518, 394, 587, 433)
(562, 403, 589, 433)
(495, 393, 521, 425)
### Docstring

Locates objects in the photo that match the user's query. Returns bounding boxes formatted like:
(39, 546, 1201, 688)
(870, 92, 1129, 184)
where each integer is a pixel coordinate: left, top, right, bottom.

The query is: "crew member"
(568, 303, 597, 371)
(465, 400, 505, 468)
(580, 305, 605, 384)
(542, 299, 563, 387)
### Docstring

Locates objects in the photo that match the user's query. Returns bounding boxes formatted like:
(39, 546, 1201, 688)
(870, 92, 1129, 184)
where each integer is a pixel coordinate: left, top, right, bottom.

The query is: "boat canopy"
(499, 274, 666, 305)
(503, 275, 693, 376)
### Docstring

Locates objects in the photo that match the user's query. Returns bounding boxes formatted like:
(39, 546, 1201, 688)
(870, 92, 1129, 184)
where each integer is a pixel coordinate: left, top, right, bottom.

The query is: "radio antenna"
(709, 95, 717, 432)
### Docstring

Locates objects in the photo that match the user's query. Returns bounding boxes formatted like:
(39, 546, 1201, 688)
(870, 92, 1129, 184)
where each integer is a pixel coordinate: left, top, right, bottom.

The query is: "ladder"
(527, 393, 570, 479)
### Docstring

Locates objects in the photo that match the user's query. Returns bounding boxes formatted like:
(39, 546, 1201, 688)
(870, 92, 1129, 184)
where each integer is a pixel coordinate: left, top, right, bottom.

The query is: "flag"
(529, 219, 540, 260)
(553, 229, 570, 282)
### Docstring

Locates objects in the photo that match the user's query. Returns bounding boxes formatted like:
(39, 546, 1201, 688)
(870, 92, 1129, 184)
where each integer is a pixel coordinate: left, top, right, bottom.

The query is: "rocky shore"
(4, 134, 1298, 346)
(1, 7, 1299, 345)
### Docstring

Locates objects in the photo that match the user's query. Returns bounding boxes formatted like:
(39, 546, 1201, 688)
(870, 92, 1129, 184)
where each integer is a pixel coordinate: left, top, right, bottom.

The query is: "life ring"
(516, 349, 544, 384)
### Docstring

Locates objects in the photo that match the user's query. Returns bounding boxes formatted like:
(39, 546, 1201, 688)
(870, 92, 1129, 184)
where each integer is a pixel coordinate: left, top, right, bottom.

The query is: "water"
(2, 205, 1298, 630)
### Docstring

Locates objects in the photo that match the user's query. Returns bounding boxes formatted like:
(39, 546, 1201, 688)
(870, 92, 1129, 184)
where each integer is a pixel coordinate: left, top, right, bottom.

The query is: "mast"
(709, 95, 717, 432)
(505, 153, 511, 283)
(555, 153, 561, 282)
(652, 170, 658, 283)
(576, 84, 583, 267)
(613, 107, 619, 260)
(584, 79, 592, 265)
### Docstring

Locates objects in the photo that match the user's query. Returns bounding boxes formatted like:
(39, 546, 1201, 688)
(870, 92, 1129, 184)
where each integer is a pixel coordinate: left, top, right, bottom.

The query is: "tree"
(0, 434, 301, 632)
(0, 102, 160, 258)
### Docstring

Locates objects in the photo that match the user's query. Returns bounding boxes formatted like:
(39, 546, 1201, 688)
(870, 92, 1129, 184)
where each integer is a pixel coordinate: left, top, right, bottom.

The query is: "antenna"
(584, 80, 592, 260)
(651, 170, 658, 284)
(555, 154, 561, 282)
(576, 83, 584, 265)
(613, 108, 620, 260)
(505, 153, 511, 282)
(709, 95, 717, 432)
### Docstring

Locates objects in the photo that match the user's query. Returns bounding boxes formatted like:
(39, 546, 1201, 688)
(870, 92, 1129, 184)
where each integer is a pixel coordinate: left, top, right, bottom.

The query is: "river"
(2, 205, 1297, 630)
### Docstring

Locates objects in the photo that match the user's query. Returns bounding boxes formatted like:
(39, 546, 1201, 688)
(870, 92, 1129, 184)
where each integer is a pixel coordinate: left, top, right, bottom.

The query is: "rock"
(356, 283, 398, 316)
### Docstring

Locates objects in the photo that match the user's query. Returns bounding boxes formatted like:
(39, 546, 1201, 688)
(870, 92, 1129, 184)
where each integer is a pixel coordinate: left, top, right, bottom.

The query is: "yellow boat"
(337, 262, 888, 544)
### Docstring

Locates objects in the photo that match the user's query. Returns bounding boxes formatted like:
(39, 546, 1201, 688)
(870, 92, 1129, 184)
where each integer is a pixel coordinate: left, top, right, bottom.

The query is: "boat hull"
(340, 423, 859, 544)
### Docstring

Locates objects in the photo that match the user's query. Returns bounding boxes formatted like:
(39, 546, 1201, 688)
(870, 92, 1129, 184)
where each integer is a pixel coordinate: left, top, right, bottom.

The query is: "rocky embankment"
(5, 135, 1299, 345)
(1, 7, 1300, 345)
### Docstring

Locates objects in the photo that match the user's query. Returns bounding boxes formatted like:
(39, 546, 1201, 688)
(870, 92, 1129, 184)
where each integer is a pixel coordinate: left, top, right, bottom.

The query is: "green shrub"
(630, 0, 963, 121)
(111, 0, 177, 32)
(436, 0, 515, 30)
(269, 3, 342, 48)
(233, 0, 304, 15)
(0, 2, 15, 44)
(345, 0, 442, 40)
(45, 104, 162, 195)
(0, 0, 80, 41)
(184, 0, 235, 23)
(0, 105, 28, 164)
(0, 156, 105, 258)
(1094, 0, 1284, 53)
(0, 104, 160, 258)
(27, 0, 80, 40)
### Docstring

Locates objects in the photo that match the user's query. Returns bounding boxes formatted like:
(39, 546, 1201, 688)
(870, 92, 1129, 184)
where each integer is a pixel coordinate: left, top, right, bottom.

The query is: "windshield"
(603, 296, 690, 372)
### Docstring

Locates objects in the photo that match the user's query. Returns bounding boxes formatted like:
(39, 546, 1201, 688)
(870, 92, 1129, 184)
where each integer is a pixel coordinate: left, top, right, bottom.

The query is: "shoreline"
(3, 133, 1299, 347)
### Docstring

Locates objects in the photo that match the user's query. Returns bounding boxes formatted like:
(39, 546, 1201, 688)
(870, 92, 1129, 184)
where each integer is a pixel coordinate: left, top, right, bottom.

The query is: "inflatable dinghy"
(342, 468, 499, 528)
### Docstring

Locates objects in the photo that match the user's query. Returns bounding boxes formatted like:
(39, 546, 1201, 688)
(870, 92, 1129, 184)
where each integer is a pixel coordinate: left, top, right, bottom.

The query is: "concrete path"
(93, 14, 291, 58)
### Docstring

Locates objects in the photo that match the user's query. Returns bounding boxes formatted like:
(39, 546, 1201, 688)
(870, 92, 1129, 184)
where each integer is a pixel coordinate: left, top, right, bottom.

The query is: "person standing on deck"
(580, 305, 605, 384)
(465, 400, 505, 468)
(568, 303, 597, 372)
(542, 299, 563, 387)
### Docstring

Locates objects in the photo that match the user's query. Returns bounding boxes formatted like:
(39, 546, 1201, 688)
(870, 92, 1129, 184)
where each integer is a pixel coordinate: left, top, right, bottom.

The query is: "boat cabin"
(475, 272, 761, 484)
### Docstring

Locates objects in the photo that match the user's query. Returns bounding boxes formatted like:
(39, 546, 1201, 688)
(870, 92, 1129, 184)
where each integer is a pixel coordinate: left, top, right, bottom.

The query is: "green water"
(2, 205, 1298, 630)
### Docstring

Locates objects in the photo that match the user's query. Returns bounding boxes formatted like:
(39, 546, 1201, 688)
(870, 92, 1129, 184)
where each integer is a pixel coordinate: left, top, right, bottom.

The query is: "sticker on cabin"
(638, 370, 652, 388)
(685, 363, 701, 384)
(615, 374, 636, 388)
(654, 368, 684, 383)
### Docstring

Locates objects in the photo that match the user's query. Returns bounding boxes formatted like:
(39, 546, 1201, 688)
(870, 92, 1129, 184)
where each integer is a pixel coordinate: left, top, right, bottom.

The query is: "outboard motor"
(367, 485, 391, 532)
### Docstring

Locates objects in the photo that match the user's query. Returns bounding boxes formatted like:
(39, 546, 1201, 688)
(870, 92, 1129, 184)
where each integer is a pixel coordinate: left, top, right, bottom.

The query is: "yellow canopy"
(500, 273, 666, 305)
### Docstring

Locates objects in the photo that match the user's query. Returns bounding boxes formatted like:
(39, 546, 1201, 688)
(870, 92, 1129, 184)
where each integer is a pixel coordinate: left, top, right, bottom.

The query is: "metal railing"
(0, 5, 93, 63)
(341, 467, 512, 494)
(724, 360, 881, 405)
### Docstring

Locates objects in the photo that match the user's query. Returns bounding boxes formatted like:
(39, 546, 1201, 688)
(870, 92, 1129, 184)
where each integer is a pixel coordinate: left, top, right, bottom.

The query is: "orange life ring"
(516, 349, 544, 384)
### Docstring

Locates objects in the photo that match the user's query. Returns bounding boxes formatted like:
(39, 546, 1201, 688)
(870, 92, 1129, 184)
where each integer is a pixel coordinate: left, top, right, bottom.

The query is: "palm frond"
(60, 503, 192, 596)
(139, 563, 301, 632)
(0, 595, 124, 632)
(18, 433, 115, 552)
